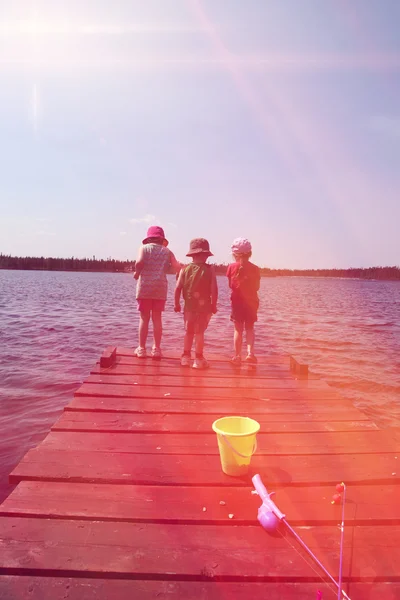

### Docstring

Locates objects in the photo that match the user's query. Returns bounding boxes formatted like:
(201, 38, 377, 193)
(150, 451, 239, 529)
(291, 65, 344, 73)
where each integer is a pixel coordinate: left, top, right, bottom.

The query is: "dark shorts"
(230, 300, 258, 326)
(137, 299, 166, 312)
(184, 311, 211, 334)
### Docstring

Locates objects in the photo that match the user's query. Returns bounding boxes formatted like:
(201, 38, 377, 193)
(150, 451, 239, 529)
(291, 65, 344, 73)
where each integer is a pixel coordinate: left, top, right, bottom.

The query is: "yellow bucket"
(212, 416, 260, 477)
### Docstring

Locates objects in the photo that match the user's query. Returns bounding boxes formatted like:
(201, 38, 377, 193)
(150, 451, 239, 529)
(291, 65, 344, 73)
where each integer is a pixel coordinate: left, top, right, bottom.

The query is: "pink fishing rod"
(252, 474, 351, 600)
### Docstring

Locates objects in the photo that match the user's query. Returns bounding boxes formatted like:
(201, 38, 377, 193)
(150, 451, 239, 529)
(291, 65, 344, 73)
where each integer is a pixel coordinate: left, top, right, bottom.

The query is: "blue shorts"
(184, 311, 211, 334)
(231, 300, 258, 326)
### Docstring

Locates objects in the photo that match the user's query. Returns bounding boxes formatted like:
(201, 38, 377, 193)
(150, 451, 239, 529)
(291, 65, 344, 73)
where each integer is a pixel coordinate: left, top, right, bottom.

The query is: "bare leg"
(183, 330, 194, 355)
(246, 324, 255, 356)
(152, 310, 163, 349)
(195, 331, 205, 357)
(139, 310, 151, 348)
(233, 321, 244, 357)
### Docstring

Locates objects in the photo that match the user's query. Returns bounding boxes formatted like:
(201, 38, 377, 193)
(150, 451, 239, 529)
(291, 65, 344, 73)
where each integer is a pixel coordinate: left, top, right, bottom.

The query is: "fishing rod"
(252, 474, 350, 600)
(335, 482, 347, 600)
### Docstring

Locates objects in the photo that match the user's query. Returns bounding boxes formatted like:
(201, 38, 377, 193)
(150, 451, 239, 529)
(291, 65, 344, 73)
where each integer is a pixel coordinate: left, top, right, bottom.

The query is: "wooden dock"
(0, 347, 399, 599)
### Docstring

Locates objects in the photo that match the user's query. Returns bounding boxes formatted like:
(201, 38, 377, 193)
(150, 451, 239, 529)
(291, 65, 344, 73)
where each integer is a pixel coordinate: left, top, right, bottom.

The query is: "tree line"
(0, 254, 399, 280)
(0, 254, 135, 273)
(256, 266, 400, 280)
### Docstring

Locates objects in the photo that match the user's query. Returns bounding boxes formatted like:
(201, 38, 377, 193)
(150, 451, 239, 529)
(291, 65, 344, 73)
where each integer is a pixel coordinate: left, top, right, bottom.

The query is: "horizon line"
(1, 254, 399, 272)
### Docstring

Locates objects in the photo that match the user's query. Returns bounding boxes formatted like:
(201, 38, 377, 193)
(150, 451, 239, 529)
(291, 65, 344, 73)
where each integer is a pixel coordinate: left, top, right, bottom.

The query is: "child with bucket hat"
(227, 237, 261, 364)
(134, 225, 181, 358)
(174, 238, 218, 369)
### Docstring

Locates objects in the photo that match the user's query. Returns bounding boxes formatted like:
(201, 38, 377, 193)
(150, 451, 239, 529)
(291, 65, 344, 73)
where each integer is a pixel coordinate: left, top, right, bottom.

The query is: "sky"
(0, 0, 400, 269)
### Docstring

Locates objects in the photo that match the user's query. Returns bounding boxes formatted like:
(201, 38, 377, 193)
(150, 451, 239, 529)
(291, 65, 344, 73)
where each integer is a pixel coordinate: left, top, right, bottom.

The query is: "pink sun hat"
(231, 237, 252, 254)
(142, 226, 168, 245)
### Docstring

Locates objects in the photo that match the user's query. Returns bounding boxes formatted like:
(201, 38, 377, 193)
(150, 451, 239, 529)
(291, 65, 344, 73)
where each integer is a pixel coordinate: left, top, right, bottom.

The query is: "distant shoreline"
(1, 263, 399, 281)
(1, 254, 399, 280)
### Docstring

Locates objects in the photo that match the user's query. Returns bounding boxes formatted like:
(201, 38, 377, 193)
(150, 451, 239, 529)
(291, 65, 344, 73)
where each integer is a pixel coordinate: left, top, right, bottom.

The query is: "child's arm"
(255, 267, 261, 291)
(226, 264, 232, 289)
(133, 247, 144, 280)
(174, 269, 184, 312)
(211, 266, 218, 314)
(169, 250, 183, 274)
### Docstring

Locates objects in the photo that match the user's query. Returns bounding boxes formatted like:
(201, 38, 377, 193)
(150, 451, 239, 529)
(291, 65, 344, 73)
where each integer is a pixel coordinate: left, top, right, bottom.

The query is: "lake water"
(1, 269, 399, 501)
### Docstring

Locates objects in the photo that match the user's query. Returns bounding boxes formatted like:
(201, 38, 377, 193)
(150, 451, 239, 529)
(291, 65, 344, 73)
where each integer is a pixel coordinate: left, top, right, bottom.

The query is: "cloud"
(119, 231, 127, 236)
(369, 115, 400, 138)
(35, 230, 56, 236)
(129, 214, 156, 225)
(36, 217, 52, 222)
(166, 222, 177, 228)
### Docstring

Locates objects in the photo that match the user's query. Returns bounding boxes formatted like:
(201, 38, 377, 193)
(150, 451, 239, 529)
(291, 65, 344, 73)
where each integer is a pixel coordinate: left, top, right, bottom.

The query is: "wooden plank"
(75, 382, 341, 401)
(39, 430, 398, 455)
(86, 373, 329, 390)
(113, 355, 319, 377)
(92, 362, 297, 380)
(0, 517, 399, 580)
(115, 354, 290, 368)
(0, 578, 397, 600)
(66, 395, 369, 419)
(9, 450, 400, 486)
(117, 347, 290, 364)
(51, 412, 377, 434)
(115, 356, 292, 372)
(99, 346, 117, 369)
(2, 481, 399, 525)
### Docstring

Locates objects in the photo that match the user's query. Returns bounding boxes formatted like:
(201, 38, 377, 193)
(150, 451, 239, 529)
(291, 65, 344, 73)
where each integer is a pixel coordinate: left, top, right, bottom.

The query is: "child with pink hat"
(227, 237, 261, 364)
(134, 225, 181, 358)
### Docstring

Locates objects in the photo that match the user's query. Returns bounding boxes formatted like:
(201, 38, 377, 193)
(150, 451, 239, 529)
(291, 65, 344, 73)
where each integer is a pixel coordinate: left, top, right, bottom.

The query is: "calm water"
(1, 269, 400, 501)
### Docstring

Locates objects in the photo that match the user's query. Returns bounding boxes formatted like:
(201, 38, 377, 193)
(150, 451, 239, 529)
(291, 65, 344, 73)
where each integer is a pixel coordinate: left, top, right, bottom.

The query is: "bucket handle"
(221, 434, 257, 459)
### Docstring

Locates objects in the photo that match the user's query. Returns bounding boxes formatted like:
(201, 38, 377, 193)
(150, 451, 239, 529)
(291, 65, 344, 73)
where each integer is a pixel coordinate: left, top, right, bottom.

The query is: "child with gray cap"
(227, 237, 261, 364)
(174, 238, 218, 369)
